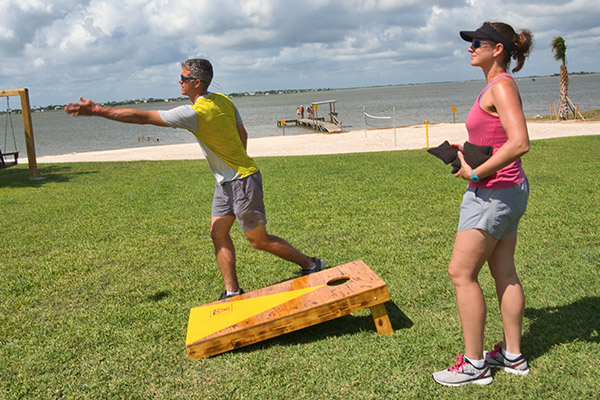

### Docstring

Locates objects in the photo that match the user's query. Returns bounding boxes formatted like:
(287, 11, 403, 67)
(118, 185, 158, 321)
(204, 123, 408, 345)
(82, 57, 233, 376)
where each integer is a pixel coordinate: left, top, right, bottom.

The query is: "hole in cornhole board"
(327, 276, 350, 286)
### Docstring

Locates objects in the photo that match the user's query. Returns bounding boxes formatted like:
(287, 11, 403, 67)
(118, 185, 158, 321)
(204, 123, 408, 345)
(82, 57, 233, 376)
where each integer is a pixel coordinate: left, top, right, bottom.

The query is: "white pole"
(363, 105, 366, 138)
(393, 106, 397, 146)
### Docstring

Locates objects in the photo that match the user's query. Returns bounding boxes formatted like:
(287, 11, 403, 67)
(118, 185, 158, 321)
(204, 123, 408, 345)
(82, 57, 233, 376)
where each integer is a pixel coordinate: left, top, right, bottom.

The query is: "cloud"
(0, 0, 598, 106)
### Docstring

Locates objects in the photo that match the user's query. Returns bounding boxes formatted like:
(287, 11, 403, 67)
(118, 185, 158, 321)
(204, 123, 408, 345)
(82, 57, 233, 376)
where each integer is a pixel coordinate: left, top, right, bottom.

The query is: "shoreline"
(30, 120, 600, 163)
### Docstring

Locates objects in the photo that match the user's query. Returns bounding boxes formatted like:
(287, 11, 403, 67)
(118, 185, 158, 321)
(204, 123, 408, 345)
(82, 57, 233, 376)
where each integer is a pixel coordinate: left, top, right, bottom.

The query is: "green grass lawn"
(1, 136, 599, 399)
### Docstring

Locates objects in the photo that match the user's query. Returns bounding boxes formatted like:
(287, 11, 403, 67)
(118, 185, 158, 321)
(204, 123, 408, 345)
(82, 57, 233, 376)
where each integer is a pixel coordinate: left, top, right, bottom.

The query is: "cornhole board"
(186, 260, 393, 359)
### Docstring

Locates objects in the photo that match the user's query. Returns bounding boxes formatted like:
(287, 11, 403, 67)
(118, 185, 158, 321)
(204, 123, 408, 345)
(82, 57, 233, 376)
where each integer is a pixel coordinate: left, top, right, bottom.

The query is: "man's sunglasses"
(471, 39, 494, 49)
(180, 75, 199, 82)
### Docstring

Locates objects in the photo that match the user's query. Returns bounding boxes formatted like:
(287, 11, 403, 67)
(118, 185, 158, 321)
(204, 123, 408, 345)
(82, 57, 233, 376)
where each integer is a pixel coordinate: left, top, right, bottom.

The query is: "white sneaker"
(485, 343, 530, 375)
(432, 354, 493, 387)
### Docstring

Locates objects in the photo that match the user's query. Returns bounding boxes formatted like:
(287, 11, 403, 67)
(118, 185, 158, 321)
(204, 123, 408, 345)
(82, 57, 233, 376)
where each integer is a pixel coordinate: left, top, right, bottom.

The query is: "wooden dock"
(277, 117, 341, 133)
(277, 100, 343, 133)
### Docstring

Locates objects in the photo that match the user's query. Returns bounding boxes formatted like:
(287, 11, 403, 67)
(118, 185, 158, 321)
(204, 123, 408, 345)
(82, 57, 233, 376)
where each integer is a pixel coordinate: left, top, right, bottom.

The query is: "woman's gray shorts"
(212, 171, 267, 232)
(458, 178, 529, 240)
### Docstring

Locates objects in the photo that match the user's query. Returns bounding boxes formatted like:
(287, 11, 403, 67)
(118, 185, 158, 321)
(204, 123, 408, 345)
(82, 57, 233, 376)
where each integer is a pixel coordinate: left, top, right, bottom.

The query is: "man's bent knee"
(248, 238, 268, 251)
(246, 232, 272, 251)
(244, 224, 273, 251)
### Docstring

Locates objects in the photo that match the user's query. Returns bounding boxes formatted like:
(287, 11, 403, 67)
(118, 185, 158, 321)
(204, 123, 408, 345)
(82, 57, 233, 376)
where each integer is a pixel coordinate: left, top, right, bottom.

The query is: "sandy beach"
(32, 120, 599, 163)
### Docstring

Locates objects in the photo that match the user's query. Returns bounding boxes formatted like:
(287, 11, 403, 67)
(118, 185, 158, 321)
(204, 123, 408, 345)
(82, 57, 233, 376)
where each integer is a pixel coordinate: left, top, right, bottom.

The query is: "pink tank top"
(465, 73, 526, 189)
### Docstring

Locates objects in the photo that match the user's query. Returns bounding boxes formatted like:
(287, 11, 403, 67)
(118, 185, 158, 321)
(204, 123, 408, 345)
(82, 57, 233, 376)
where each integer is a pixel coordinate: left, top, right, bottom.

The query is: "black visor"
(460, 22, 514, 53)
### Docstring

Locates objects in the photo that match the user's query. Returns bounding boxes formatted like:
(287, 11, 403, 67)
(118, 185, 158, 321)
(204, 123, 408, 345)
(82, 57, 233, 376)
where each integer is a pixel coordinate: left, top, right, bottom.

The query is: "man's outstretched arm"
(65, 97, 168, 127)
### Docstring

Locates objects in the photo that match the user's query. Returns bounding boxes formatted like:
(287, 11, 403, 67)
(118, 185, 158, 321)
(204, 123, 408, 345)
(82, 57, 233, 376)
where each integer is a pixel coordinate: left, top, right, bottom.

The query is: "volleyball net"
(363, 106, 397, 145)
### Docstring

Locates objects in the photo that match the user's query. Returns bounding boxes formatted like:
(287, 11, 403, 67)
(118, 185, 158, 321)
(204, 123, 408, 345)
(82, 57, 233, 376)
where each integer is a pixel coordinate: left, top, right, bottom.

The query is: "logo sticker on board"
(211, 306, 232, 317)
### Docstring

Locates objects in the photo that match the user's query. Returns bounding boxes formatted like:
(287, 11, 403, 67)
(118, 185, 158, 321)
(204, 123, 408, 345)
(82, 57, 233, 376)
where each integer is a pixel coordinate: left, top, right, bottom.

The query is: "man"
(65, 58, 325, 300)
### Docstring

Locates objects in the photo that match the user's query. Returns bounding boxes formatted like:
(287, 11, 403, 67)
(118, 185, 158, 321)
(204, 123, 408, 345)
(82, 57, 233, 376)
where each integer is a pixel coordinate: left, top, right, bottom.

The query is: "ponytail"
(512, 29, 533, 72)
(489, 22, 534, 73)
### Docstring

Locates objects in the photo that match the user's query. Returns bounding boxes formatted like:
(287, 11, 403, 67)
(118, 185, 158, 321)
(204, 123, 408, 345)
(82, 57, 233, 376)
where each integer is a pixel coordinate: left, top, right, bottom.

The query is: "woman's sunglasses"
(471, 39, 495, 49)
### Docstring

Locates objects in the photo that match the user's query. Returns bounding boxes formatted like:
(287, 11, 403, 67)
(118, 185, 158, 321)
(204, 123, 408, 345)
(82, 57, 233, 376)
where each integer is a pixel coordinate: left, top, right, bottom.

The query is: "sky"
(1, 0, 599, 108)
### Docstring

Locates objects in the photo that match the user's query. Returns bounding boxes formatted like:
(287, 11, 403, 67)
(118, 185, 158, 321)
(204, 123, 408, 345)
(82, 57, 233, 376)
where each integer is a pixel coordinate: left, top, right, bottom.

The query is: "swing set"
(0, 88, 40, 179)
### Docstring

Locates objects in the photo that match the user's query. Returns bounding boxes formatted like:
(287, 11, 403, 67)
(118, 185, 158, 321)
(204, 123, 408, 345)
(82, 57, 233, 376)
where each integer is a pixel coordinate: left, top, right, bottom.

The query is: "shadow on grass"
(147, 290, 171, 302)
(523, 296, 600, 361)
(0, 164, 97, 187)
(231, 301, 412, 356)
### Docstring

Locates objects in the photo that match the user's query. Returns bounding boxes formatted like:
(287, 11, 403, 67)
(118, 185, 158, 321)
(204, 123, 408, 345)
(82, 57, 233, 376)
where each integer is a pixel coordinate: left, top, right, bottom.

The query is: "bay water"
(1, 74, 598, 157)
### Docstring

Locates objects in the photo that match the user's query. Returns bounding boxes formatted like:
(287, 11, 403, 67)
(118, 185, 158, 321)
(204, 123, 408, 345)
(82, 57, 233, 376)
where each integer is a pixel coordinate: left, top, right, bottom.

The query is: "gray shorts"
(458, 178, 529, 240)
(211, 171, 267, 232)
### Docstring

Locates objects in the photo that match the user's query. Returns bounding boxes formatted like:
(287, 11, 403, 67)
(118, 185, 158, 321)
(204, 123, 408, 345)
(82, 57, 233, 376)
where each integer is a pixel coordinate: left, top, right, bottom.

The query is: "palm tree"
(551, 36, 569, 120)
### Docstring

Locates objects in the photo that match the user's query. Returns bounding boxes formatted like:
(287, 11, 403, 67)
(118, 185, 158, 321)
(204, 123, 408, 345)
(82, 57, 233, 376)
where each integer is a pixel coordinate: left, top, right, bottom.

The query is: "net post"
(393, 106, 397, 146)
(363, 105, 366, 138)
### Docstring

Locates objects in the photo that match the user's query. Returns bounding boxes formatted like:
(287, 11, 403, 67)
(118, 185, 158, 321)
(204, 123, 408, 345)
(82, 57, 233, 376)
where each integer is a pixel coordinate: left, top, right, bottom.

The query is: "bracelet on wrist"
(471, 170, 481, 182)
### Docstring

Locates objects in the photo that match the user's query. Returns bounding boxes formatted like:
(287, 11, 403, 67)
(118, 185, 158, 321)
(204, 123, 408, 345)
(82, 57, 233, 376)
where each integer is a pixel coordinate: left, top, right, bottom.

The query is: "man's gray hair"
(181, 58, 213, 90)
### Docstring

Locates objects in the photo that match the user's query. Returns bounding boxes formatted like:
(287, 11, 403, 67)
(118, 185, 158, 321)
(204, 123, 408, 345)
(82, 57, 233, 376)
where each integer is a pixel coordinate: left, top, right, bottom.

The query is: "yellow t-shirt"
(190, 93, 258, 181)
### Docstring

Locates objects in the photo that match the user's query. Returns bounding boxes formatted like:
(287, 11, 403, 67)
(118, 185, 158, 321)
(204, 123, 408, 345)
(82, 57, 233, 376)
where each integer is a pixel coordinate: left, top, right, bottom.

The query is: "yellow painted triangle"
(186, 285, 324, 345)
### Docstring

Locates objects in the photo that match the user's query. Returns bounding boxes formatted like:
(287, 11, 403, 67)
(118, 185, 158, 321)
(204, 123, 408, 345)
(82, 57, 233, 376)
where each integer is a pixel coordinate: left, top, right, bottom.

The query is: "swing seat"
(0, 149, 18, 168)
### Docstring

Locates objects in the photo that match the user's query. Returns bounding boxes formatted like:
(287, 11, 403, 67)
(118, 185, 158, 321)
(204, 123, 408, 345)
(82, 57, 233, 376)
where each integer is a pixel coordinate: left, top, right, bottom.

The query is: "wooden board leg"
(370, 303, 393, 335)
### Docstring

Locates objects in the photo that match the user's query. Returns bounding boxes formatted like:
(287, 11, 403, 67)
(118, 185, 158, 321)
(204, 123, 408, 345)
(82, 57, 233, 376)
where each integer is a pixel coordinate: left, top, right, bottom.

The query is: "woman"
(432, 22, 533, 387)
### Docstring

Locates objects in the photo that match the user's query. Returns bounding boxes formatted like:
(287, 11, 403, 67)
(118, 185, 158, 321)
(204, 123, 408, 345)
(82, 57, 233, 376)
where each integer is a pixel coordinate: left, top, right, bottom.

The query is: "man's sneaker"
(432, 354, 493, 387)
(218, 288, 244, 300)
(485, 343, 530, 375)
(301, 258, 325, 276)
